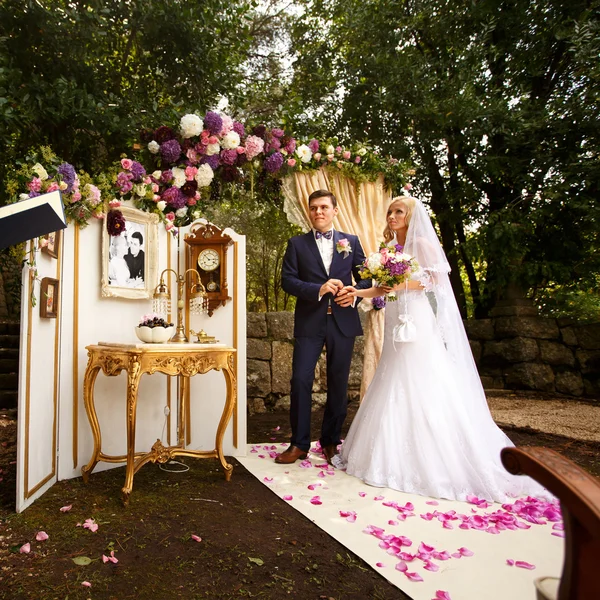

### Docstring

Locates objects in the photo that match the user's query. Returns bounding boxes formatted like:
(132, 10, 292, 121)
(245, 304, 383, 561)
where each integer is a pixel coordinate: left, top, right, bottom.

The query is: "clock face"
(197, 248, 220, 272)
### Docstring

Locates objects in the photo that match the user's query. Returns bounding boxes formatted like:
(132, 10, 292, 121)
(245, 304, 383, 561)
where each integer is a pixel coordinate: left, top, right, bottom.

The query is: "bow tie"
(315, 230, 333, 240)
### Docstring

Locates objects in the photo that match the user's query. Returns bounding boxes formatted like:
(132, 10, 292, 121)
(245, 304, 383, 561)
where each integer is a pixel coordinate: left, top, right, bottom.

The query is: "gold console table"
(81, 342, 237, 504)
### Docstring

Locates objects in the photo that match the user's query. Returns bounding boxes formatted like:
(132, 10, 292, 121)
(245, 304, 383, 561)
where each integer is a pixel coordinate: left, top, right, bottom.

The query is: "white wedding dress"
(335, 285, 549, 502)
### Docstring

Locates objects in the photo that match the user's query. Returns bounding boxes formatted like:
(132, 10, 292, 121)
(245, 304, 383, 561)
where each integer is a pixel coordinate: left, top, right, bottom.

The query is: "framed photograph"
(40, 277, 59, 318)
(101, 206, 159, 299)
(40, 230, 61, 259)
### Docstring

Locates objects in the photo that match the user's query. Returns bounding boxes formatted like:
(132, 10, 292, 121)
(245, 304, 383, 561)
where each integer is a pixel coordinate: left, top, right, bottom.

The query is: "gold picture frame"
(40, 277, 59, 318)
(40, 230, 61, 259)
(101, 206, 159, 299)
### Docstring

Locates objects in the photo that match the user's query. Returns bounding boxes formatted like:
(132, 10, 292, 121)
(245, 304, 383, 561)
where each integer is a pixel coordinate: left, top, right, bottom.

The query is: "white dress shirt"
(314, 228, 335, 275)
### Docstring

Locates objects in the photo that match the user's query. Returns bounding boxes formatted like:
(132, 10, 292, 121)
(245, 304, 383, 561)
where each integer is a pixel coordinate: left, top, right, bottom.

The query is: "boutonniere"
(336, 238, 352, 258)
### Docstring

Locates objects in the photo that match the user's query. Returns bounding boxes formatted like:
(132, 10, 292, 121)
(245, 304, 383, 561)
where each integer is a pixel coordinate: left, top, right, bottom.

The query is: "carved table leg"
(81, 362, 102, 483)
(121, 357, 142, 505)
(216, 356, 237, 481)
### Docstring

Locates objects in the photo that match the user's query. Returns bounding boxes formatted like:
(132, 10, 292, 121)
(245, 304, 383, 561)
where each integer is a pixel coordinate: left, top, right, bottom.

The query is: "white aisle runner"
(237, 443, 564, 600)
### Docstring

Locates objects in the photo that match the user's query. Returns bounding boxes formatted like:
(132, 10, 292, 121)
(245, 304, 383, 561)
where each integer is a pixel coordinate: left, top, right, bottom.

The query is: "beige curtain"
(282, 168, 392, 399)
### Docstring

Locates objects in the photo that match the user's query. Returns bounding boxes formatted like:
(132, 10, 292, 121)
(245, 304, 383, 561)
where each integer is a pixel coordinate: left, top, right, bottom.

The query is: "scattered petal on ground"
(19, 543, 30, 554)
(310, 496, 322, 505)
(358, 492, 367, 497)
(506, 559, 515, 566)
(263, 477, 273, 483)
(406, 571, 424, 582)
(283, 495, 293, 501)
(83, 518, 98, 532)
(60, 504, 72, 512)
(376, 562, 386, 568)
(434, 591, 452, 600)
(426, 500, 439, 506)
(35, 531, 49, 542)
(191, 535, 202, 542)
(515, 560, 536, 570)
(81, 581, 92, 588)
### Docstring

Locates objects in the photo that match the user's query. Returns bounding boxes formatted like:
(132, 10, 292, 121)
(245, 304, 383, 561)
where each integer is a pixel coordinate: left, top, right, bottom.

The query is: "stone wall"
(247, 312, 600, 413)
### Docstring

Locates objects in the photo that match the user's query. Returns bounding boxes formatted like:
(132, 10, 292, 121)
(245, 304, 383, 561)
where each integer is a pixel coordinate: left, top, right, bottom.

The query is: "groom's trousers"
(289, 315, 355, 452)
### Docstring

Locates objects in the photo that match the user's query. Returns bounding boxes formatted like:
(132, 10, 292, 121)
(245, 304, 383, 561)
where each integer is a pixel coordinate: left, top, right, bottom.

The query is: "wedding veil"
(403, 197, 491, 415)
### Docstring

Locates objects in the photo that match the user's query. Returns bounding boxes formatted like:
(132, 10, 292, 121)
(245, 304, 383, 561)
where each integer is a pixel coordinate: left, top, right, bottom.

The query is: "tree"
(287, 0, 600, 317)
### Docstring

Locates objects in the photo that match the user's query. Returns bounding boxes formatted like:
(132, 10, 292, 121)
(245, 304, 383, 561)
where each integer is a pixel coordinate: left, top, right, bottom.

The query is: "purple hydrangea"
(204, 111, 223, 135)
(263, 151, 284, 173)
(308, 138, 320, 153)
(160, 139, 182, 164)
(220, 149, 238, 165)
(130, 161, 146, 181)
(395, 243, 404, 252)
(201, 154, 220, 170)
(58, 162, 77, 193)
(162, 186, 187, 209)
(388, 261, 410, 276)
(232, 121, 245, 138)
(283, 137, 296, 154)
(160, 169, 173, 184)
(372, 296, 386, 310)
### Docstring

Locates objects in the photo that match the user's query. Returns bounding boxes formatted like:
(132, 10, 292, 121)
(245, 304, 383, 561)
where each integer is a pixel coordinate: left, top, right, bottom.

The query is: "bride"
(333, 195, 548, 502)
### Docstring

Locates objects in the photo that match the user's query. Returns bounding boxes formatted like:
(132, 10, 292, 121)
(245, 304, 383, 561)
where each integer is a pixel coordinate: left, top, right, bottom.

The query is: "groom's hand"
(335, 286, 356, 307)
(320, 279, 344, 297)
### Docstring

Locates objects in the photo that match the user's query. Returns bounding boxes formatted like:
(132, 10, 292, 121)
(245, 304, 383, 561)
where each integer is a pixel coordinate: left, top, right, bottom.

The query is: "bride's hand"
(335, 286, 357, 306)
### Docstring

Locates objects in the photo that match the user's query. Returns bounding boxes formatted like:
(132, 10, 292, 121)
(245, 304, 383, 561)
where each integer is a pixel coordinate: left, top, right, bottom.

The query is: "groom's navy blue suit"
(281, 229, 370, 452)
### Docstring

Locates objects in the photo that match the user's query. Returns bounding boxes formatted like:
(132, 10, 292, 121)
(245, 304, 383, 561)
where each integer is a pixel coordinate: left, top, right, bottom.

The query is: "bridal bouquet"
(359, 242, 419, 307)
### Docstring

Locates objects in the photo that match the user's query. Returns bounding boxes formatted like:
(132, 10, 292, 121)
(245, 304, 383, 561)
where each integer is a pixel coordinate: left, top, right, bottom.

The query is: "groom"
(276, 189, 370, 465)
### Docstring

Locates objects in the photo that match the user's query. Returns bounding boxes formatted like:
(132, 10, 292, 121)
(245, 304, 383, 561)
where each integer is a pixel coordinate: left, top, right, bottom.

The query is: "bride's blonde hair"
(383, 196, 416, 243)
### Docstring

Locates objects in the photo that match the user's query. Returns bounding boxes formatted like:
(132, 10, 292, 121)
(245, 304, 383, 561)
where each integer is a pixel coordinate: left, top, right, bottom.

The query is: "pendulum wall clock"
(184, 222, 233, 316)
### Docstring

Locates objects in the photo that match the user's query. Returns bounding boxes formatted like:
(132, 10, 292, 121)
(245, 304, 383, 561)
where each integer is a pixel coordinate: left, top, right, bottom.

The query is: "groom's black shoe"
(275, 445, 308, 464)
(322, 444, 339, 465)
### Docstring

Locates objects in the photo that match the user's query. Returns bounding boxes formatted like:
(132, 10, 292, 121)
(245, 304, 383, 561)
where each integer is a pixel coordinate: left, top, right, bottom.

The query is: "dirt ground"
(0, 395, 599, 600)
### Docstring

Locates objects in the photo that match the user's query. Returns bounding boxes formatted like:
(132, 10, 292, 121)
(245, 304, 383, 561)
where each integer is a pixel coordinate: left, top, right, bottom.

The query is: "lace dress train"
(335, 290, 549, 503)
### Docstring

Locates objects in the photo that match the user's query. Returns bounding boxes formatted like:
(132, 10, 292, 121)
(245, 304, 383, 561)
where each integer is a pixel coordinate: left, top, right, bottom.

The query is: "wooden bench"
(501, 447, 600, 600)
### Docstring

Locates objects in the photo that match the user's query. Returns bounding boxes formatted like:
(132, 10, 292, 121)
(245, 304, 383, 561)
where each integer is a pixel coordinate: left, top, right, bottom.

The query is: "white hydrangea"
(296, 144, 313, 163)
(172, 167, 186, 188)
(367, 254, 383, 272)
(157, 200, 167, 211)
(206, 142, 220, 156)
(180, 114, 204, 139)
(176, 207, 188, 218)
(221, 131, 240, 150)
(148, 140, 160, 154)
(32, 163, 49, 180)
(195, 164, 214, 187)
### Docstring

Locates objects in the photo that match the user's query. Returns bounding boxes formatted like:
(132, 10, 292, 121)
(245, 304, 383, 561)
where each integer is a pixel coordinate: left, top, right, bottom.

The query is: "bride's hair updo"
(383, 196, 416, 243)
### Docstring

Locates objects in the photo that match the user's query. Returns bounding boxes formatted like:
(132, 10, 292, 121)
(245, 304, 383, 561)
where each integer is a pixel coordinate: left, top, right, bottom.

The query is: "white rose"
(191, 210, 201, 221)
(176, 207, 188, 218)
(19, 193, 30, 201)
(152, 170, 162, 180)
(367, 254, 382, 271)
(296, 144, 313, 163)
(195, 163, 214, 188)
(32, 163, 49, 181)
(134, 184, 147, 197)
(59, 181, 68, 191)
(148, 140, 160, 154)
(357, 147, 367, 156)
(180, 114, 204, 139)
(157, 200, 167, 211)
(326, 145, 335, 155)
(172, 167, 186, 188)
(206, 142, 220, 156)
(221, 131, 240, 150)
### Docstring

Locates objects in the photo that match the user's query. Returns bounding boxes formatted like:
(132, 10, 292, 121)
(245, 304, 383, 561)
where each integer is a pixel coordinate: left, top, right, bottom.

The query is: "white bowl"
(135, 325, 175, 343)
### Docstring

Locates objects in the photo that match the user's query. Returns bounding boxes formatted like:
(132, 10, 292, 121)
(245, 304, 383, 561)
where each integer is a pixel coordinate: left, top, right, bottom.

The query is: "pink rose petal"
(374, 495, 384, 501)
(310, 496, 322, 505)
(458, 547, 474, 557)
(406, 571, 424, 582)
(551, 531, 565, 538)
(81, 581, 92, 588)
(36, 531, 49, 542)
(60, 504, 72, 512)
(388, 520, 398, 526)
(191, 534, 202, 542)
(376, 562, 386, 568)
(19, 542, 31, 554)
(424, 560, 439, 572)
(435, 592, 452, 600)
(263, 477, 273, 483)
(359, 492, 367, 497)
(283, 495, 293, 501)
(515, 561, 536, 570)
(426, 500, 439, 506)
(395, 560, 408, 572)
(506, 559, 515, 566)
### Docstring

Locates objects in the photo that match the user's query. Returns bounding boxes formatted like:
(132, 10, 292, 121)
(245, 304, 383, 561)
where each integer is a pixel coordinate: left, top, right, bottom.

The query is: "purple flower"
(160, 169, 173, 184)
(372, 296, 386, 310)
(283, 137, 296, 154)
(267, 137, 281, 152)
(204, 111, 223, 135)
(181, 180, 198, 197)
(58, 162, 77, 193)
(160, 139, 182, 164)
(154, 126, 176, 144)
(308, 139, 320, 153)
(201, 154, 220, 170)
(117, 171, 134, 194)
(107, 210, 126, 236)
(130, 161, 146, 181)
(271, 127, 284, 138)
(162, 186, 187, 209)
(263, 152, 284, 173)
(232, 121, 245, 138)
(252, 124, 267, 139)
(220, 149, 238, 165)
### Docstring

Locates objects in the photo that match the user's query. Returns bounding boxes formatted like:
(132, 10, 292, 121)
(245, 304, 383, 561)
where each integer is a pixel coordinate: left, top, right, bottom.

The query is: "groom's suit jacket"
(282, 230, 370, 338)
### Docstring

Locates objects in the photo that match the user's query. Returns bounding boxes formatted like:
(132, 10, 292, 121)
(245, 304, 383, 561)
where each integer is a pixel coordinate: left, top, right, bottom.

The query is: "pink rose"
(187, 148, 199, 164)
(403, 183, 413, 191)
(355, 156, 361, 164)
(46, 182, 59, 192)
(165, 212, 176, 222)
(152, 194, 161, 202)
(208, 135, 219, 145)
(287, 158, 297, 167)
(327, 154, 334, 162)
(152, 183, 159, 193)
(143, 176, 152, 184)
(109, 199, 121, 208)
(335, 146, 342, 153)
(71, 192, 82, 203)
(236, 146, 246, 154)
(314, 152, 322, 161)
(342, 150, 351, 160)
(194, 191, 201, 200)
(187, 198, 197, 206)
(185, 166, 198, 180)
(121, 158, 133, 170)
(165, 222, 174, 231)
